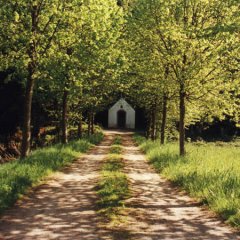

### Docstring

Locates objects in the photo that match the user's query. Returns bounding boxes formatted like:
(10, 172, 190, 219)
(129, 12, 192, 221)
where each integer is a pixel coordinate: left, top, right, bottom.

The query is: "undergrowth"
(134, 135, 240, 228)
(0, 132, 104, 213)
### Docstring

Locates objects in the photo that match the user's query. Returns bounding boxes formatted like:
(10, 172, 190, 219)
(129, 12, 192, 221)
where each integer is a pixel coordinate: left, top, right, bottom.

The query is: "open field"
(134, 135, 240, 228)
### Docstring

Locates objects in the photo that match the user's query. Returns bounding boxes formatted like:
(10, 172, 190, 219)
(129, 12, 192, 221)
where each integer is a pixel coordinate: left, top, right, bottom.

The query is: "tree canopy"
(0, 0, 239, 156)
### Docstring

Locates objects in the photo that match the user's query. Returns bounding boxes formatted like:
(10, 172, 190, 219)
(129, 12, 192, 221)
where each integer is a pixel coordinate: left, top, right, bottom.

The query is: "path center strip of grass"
(97, 136, 130, 224)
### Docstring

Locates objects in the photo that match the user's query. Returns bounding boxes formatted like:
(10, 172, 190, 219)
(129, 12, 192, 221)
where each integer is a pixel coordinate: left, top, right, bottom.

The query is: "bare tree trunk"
(160, 95, 168, 145)
(61, 89, 68, 144)
(53, 99, 61, 143)
(78, 112, 83, 139)
(146, 123, 151, 139)
(21, 74, 35, 158)
(91, 113, 95, 135)
(150, 109, 155, 141)
(21, 5, 38, 158)
(146, 112, 151, 139)
(56, 122, 61, 143)
(88, 112, 91, 137)
(151, 104, 157, 141)
(179, 83, 186, 156)
(179, 53, 187, 156)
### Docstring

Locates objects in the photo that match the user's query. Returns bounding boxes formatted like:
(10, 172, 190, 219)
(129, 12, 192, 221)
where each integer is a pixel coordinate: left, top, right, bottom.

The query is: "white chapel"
(108, 98, 135, 129)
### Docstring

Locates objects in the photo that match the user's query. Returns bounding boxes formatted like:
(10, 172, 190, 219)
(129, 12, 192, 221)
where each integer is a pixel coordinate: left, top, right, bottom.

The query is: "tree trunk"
(21, 74, 35, 158)
(21, 5, 38, 158)
(160, 95, 168, 145)
(88, 112, 91, 137)
(56, 122, 61, 143)
(146, 123, 151, 139)
(179, 83, 186, 156)
(146, 112, 151, 139)
(61, 89, 68, 144)
(151, 105, 157, 141)
(78, 112, 83, 139)
(91, 113, 95, 135)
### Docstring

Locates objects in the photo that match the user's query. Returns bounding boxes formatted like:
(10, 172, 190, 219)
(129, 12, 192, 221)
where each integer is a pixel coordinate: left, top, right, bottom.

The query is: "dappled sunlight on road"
(122, 134, 240, 240)
(0, 131, 239, 240)
(0, 133, 115, 240)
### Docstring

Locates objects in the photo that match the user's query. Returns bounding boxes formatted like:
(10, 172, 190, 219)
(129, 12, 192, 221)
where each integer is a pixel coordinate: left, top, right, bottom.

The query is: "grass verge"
(134, 135, 240, 228)
(97, 137, 129, 222)
(0, 132, 104, 213)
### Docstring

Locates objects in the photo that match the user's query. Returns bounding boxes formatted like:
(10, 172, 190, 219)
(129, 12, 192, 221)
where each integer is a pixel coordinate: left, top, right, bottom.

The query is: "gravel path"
(0, 131, 239, 240)
(0, 133, 114, 240)
(121, 133, 240, 240)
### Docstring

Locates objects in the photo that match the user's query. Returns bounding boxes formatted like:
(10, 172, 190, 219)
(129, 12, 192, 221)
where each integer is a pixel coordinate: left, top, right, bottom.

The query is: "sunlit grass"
(109, 145, 122, 154)
(113, 136, 122, 145)
(134, 135, 240, 228)
(108, 136, 123, 155)
(102, 154, 124, 172)
(0, 133, 104, 213)
(97, 137, 129, 221)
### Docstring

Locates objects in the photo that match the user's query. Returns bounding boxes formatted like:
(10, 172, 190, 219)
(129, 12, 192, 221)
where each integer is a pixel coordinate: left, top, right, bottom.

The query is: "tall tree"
(0, 0, 68, 157)
(127, 0, 240, 155)
(37, 0, 125, 142)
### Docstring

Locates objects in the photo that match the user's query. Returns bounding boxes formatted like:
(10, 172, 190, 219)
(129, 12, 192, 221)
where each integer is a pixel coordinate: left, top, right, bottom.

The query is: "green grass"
(0, 132, 104, 213)
(102, 154, 124, 172)
(134, 135, 240, 228)
(109, 136, 123, 154)
(97, 138, 129, 221)
(109, 145, 122, 154)
(113, 136, 122, 145)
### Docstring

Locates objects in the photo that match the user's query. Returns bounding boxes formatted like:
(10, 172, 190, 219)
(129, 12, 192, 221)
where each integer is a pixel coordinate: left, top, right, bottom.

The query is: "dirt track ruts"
(0, 131, 239, 240)
(0, 132, 114, 240)
(121, 133, 240, 240)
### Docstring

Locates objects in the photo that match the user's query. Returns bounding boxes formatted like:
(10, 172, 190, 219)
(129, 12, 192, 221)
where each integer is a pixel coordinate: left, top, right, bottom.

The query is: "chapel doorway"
(117, 110, 126, 128)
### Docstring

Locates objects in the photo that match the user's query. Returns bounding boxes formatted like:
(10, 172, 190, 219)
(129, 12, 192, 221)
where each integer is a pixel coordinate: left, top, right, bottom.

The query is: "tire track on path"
(121, 133, 240, 240)
(0, 133, 114, 240)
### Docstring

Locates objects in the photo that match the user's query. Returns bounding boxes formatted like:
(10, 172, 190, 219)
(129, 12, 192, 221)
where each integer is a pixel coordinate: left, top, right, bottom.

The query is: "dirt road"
(0, 133, 114, 240)
(0, 131, 239, 240)
(121, 133, 240, 240)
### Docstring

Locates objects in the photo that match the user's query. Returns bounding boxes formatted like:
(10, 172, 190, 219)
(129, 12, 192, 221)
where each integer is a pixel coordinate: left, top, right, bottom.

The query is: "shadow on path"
(0, 131, 239, 240)
(121, 133, 240, 240)
(0, 133, 114, 240)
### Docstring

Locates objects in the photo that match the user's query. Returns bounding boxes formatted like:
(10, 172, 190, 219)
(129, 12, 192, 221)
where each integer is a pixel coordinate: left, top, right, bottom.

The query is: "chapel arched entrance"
(117, 110, 126, 128)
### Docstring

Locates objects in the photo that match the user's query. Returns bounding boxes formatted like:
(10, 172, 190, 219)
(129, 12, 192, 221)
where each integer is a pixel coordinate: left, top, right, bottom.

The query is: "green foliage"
(0, 0, 67, 80)
(135, 135, 240, 228)
(37, 0, 126, 127)
(0, 133, 103, 213)
(128, 0, 240, 153)
(0, 0, 126, 156)
(0, 0, 239, 157)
